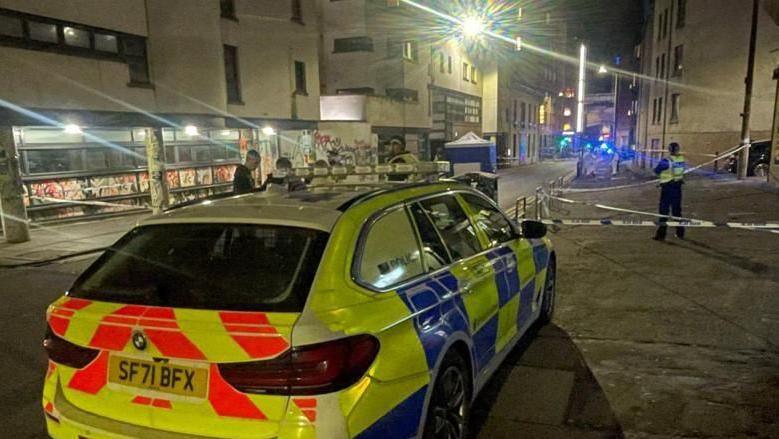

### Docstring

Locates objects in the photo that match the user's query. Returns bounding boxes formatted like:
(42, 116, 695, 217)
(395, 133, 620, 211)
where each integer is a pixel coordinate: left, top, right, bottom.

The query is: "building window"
(439, 51, 445, 73)
(658, 97, 663, 123)
(402, 40, 417, 62)
(470, 65, 477, 84)
(447, 56, 452, 73)
(123, 36, 150, 85)
(220, 0, 237, 20)
(337, 87, 375, 95)
(28, 21, 58, 43)
(0, 8, 150, 85)
(291, 0, 303, 24)
(0, 14, 23, 37)
(463, 62, 470, 81)
(673, 45, 683, 76)
(223, 45, 241, 104)
(663, 9, 669, 38)
(63, 26, 90, 48)
(655, 57, 660, 78)
(387, 88, 419, 102)
(94, 33, 118, 53)
(333, 36, 373, 53)
(520, 102, 527, 125)
(652, 98, 658, 124)
(660, 53, 666, 78)
(670, 94, 680, 123)
(677, 0, 686, 28)
(294, 61, 307, 95)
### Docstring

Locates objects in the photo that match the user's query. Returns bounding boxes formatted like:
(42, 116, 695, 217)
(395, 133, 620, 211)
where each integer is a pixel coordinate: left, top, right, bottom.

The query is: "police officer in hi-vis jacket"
(653, 142, 686, 241)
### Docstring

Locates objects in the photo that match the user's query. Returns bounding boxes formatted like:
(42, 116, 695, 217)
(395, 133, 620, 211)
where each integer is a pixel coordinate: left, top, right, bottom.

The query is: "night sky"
(564, 0, 645, 63)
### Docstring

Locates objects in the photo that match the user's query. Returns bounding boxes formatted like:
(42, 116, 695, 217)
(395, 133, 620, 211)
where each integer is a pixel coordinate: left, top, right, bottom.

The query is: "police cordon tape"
(561, 142, 750, 194)
(539, 218, 779, 232)
(30, 196, 150, 211)
(534, 191, 779, 234)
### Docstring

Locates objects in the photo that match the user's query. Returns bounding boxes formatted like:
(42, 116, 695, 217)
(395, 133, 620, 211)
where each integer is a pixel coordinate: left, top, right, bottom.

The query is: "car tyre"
(422, 350, 471, 439)
(538, 257, 556, 325)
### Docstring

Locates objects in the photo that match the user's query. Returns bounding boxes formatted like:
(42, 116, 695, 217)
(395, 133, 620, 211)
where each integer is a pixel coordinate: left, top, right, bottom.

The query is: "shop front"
(15, 125, 251, 222)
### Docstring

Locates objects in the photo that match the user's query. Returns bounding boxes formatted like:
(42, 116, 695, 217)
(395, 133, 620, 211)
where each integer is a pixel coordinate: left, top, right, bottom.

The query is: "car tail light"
(43, 325, 99, 369)
(219, 334, 379, 395)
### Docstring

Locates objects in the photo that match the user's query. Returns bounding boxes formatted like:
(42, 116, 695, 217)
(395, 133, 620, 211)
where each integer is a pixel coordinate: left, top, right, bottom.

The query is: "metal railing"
(512, 172, 574, 223)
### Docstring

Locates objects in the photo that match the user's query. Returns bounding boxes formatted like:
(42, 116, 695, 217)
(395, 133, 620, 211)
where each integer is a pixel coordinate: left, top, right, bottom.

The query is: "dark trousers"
(655, 182, 685, 239)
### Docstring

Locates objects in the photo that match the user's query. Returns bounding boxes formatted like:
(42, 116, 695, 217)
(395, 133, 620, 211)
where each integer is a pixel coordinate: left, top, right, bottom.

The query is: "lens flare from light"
(262, 126, 276, 136)
(184, 125, 199, 136)
(63, 124, 82, 134)
(461, 16, 485, 38)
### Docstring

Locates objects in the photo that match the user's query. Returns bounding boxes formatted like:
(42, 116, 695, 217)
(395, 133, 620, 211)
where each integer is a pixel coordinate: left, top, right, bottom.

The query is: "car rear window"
(69, 224, 329, 312)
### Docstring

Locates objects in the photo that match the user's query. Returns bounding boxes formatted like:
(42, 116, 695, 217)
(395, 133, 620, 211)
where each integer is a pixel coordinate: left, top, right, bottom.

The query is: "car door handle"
(469, 263, 492, 277)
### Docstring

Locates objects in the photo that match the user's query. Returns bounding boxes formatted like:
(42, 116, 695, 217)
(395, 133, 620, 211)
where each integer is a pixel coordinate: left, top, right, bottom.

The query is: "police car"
(42, 168, 556, 439)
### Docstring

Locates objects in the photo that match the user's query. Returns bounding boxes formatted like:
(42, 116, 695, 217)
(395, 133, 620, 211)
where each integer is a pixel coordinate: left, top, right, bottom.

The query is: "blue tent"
(444, 132, 497, 175)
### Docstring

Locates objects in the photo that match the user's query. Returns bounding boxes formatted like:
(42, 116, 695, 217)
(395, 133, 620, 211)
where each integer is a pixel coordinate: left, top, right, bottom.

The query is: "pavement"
(0, 214, 147, 267)
(2, 163, 777, 438)
(537, 174, 779, 438)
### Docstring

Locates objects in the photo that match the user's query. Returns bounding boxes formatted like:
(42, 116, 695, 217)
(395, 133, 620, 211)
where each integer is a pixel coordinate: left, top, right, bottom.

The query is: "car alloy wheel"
(424, 353, 470, 439)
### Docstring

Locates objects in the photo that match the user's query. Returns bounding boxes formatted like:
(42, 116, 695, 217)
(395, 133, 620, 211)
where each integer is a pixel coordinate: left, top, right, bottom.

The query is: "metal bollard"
(522, 197, 527, 219)
(535, 186, 542, 219)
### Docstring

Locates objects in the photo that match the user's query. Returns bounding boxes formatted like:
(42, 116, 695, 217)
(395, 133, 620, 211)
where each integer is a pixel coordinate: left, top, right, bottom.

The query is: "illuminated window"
(673, 45, 684, 76)
(463, 62, 470, 81)
(63, 26, 89, 48)
(402, 40, 417, 61)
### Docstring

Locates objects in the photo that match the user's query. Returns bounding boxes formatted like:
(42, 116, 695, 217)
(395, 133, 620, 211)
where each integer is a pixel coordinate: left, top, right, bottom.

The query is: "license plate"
(108, 356, 208, 398)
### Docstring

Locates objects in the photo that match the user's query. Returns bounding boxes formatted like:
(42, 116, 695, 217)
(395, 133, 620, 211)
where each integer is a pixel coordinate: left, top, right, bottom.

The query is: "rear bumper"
(45, 381, 330, 439)
(46, 384, 221, 439)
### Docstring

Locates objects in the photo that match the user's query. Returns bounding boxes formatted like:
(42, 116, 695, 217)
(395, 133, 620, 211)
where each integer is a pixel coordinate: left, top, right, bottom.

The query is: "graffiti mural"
(313, 130, 377, 167)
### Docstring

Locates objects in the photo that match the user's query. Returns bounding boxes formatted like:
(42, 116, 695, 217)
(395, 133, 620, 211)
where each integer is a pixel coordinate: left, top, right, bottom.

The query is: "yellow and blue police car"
(42, 177, 556, 439)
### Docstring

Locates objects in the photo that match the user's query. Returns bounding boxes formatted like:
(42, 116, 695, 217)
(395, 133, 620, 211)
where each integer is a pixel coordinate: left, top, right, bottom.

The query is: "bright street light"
(576, 44, 587, 133)
(598, 65, 608, 74)
(63, 124, 82, 134)
(184, 125, 199, 136)
(461, 16, 485, 38)
(262, 126, 277, 136)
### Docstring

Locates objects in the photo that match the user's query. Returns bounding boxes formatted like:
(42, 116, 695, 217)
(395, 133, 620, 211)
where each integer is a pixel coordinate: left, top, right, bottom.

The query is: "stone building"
(635, 0, 779, 167)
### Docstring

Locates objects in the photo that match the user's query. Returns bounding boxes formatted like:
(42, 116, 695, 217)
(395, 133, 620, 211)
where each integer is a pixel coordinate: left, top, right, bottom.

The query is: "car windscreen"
(69, 224, 329, 312)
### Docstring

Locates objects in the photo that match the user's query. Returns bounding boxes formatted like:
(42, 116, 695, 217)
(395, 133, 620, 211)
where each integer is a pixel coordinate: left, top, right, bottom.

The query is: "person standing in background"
(233, 150, 260, 194)
(653, 142, 686, 241)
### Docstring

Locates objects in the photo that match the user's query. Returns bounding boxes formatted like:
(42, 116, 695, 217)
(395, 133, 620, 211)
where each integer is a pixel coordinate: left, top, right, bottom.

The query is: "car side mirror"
(520, 220, 547, 239)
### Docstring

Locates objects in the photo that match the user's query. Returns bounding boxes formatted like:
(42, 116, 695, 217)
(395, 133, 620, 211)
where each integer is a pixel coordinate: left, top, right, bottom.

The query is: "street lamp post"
(738, 0, 760, 179)
(576, 44, 587, 177)
(769, 48, 779, 187)
(599, 65, 619, 147)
